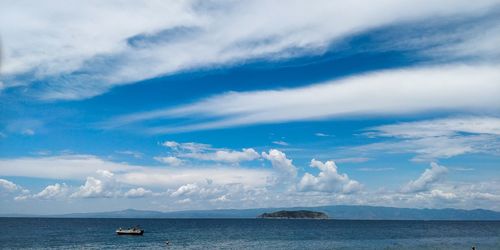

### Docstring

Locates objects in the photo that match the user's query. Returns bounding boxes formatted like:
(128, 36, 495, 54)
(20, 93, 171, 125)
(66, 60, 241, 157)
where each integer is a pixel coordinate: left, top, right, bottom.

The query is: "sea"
(0, 218, 499, 249)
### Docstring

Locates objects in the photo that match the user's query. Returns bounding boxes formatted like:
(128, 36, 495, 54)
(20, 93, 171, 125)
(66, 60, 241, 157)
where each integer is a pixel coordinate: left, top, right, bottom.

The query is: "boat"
(116, 227, 144, 235)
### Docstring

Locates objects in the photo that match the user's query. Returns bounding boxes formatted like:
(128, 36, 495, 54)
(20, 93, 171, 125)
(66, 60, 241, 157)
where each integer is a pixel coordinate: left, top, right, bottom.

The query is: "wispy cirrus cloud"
(367, 116, 500, 138)
(159, 140, 260, 164)
(272, 141, 289, 146)
(104, 64, 500, 133)
(1, 0, 498, 100)
(357, 116, 500, 161)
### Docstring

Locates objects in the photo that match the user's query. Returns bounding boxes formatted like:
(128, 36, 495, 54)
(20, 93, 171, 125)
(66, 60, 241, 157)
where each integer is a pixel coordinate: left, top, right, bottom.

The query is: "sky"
(0, 0, 499, 214)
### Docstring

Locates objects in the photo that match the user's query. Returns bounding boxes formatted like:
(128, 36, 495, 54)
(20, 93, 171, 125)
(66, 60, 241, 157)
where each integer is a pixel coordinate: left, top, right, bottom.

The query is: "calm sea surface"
(0, 218, 499, 249)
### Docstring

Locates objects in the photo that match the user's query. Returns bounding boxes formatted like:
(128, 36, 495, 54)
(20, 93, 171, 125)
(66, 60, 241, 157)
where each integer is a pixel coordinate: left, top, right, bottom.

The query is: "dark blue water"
(0, 218, 499, 249)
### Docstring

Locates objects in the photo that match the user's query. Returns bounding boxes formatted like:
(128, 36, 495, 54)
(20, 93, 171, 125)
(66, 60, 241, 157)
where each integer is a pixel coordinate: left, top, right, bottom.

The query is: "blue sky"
(1, 0, 500, 214)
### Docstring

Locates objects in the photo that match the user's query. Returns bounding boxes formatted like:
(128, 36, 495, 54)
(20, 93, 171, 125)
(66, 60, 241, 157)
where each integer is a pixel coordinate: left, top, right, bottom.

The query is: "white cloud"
(181, 148, 260, 164)
(120, 167, 270, 189)
(0, 179, 19, 192)
(71, 170, 117, 198)
(154, 156, 183, 166)
(425, 18, 500, 61)
(171, 183, 199, 198)
(14, 193, 31, 201)
(1, 1, 498, 100)
(124, 187, 153, 198)
(33, 183, 69, 199)
(0, 154, 273, 189)
(354, 134, 500, 162)
(272, 141, 289, 146)
(168, 181, 261, 207)
(107, 64, 500, 133)
(176, 198, 192, 205)
(161, 141, 260, 164)
(368, 117, 500, 138)
(360, 117, 500, 161)
(162, 141, 211, 152)
(428, 189, 458, 201)
(315, 133, 330, 137)
(211, 195, 229, 203)
(402, 162, 448, 193)
(1, 153, 499, 210)
(261, 149, 298, 179)
(0, 154, 137, 180)
(299, 159, 361, 193)
(162, 141, 180, 148)
(386, 181, 500, 209)
(116, 150, 143, 158)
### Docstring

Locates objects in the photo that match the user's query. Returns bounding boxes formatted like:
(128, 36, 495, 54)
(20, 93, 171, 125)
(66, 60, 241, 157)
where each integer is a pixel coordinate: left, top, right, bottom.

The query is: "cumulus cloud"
(13, 190, 32, 201)
(427, 189, 458, 201)
(402, 162, 448, 193)
(154, 156, 183, 166)
(0, 179, 19, 193)
(0, 180, 31, 201)
(2, 0, 498, 100)
(298, 159, 361, 194)
(171, 183, 200, 198)
(1, 152, 499, 210)
(106, 64, 500, 133)
(168, 180, 262, 207)
(162, 141, 180, 148)
(261, 149, 298, 179)
(71, 170, 117, 198)
(124, 187, 153, 198)
(33, 183, 69, 199)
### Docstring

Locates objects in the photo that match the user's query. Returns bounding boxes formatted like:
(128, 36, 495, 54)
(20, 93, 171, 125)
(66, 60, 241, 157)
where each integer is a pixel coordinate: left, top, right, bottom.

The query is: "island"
(258, 210, 329, 219)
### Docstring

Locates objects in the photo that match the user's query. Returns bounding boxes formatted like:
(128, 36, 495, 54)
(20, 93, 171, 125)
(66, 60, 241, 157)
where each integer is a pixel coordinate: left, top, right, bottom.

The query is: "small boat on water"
(116, 226, 144, 235)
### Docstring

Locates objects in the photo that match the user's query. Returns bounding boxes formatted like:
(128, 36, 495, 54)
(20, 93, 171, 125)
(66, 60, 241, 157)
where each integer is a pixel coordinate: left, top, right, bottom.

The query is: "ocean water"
(0, 218, 499, 249)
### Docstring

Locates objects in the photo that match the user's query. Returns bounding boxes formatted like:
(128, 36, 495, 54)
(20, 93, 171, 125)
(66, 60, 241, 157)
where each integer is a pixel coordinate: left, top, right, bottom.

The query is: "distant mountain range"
(2, 205, 500, 220)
